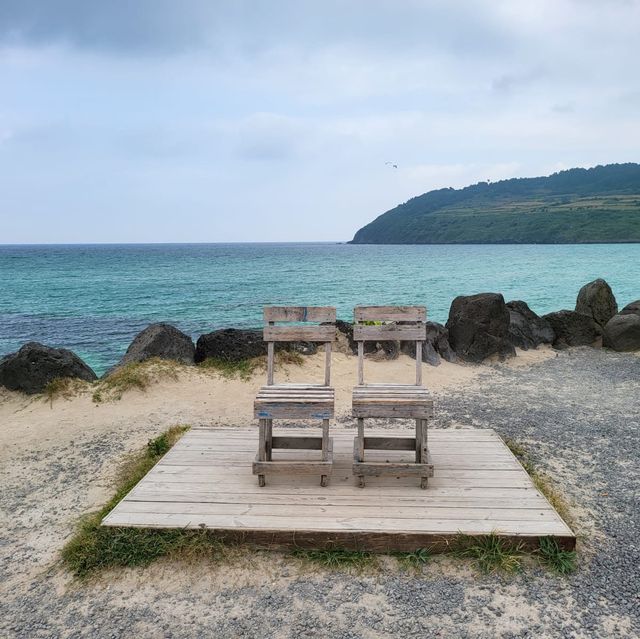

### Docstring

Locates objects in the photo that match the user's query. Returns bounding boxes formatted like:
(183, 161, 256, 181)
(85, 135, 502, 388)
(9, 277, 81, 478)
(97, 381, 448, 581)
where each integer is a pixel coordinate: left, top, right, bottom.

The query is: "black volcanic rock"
(542, 310, 599, 349)
(401, 321, 456, 366)
(446, 293, 515, 363)
(0, 342, 97, 394)
(195, 329, 266, 363)
(195, 328, 318, 363)
(575, 278, 618, 330)
(115, 323, 195, 369)
(507, 300, 555, 350)
(602, 314, 640, 352)
(620, 300, 640, 316)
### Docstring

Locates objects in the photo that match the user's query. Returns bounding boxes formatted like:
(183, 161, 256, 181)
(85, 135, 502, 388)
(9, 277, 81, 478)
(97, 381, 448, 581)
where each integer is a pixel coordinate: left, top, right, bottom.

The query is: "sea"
(1, 243, 638, 376)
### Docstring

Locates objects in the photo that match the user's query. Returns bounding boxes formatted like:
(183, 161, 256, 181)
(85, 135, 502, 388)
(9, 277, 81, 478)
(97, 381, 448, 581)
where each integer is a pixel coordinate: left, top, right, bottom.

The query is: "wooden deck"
(102, 427, 575, 552)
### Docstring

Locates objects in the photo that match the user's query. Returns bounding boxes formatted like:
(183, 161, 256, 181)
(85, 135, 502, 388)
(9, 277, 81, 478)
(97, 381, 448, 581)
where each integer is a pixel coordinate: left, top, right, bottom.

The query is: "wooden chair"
(352, 306, 434, 488)
(253, 306, 336, 487)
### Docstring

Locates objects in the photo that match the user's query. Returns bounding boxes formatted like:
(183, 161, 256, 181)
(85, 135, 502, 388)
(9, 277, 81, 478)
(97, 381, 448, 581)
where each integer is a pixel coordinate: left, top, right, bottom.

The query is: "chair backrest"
(353, 305, 427, 386)
(263, 306, 336, 386)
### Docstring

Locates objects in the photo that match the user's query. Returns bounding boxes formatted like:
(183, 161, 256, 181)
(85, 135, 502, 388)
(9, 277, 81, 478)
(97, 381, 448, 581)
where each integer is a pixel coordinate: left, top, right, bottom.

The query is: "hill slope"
(350, 163, 640, 244)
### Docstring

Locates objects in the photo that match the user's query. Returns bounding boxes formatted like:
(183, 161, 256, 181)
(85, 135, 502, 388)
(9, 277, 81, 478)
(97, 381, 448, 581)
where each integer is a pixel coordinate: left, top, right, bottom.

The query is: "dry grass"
(43, 377, 90, 406)
(92, 358, 183, 402)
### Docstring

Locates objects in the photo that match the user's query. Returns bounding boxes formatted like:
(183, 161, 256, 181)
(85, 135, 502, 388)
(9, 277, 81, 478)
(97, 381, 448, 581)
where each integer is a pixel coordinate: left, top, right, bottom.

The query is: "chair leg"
(415, 418, 422, 463)
(258, 418, 267, 487)
(420, 419, 429, 489)
(356, 418, 365, 462)
(356, 417, 365, 487)
(266, 419, 273, 461)
(321, 418, 329, 487)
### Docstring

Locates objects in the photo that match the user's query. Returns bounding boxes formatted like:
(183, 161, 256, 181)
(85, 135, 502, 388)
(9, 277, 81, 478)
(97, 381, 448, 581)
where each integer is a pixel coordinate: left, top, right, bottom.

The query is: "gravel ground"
(0, 348, 639, 639)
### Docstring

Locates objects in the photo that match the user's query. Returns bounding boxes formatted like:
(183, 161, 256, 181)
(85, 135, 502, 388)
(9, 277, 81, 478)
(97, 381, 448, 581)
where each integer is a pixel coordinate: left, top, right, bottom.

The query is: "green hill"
(349, 163, 640, 244)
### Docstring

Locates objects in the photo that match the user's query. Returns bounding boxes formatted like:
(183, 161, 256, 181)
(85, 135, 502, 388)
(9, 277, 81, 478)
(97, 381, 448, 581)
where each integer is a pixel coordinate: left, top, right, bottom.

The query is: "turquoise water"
(1, 243, 638, 375)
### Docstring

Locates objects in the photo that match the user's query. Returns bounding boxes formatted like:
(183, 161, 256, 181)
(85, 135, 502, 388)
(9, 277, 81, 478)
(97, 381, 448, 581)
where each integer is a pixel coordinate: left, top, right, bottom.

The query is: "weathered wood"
(354, 306, 426, 322)
(264, 325, 336, 342)
(357, 341, 364, 385)
(415, 341, 422, 385)
(353, 461, 435, 478)
(271, 436, 323, 450)
(264, 306, 336, 323)
(353, 324, 426, 342)
(324, 342, 331, 386)
(103, 427, 576, 552)
(267, 340, 274, 385)
(253, 458, 333, 475)
(364, 436, 415, 450)
(352, 403, 434, 419)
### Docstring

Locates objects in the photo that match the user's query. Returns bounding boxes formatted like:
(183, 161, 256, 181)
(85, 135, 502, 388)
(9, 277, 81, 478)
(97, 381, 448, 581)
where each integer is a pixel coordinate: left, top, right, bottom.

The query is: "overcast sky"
(1, 0, 639, 243)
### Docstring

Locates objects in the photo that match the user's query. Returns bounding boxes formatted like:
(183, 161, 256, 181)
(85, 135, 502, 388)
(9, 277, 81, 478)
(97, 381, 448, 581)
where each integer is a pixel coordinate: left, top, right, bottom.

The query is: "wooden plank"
(363, 436, 415, 450)
(353, 324, 426, 342)
(352, 404, 434, 419)
(254, 402, 334, 420)
(128, 489, 551, 509)
(264, 306, 336, 323)
(354, 461, 434, 478)
(253, 459, 332, 475)
(113, 501, 558, 522)
(264, 325, 335, 342)
(354, 306, 426, 322)
(271, 436, 322, 450)
(103, 512, 569, 535)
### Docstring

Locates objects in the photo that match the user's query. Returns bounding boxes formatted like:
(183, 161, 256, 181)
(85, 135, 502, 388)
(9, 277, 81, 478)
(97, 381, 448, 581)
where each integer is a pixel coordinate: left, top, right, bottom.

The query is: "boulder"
(0, 342, 97, 394)
(506, 300, 555, 350)
(195, 329, 266, 362)
(194, 328, 317, 363)
(446, 293, 515, 363)
(602, 314, 640, 352)
(115, 323, 195, 368)
(401, 321, 456, 366)
(542, 310, 599, 349)
(336, 320, 399, 359)
(620, 300, 640, 316)
(575, 279, 618, 329)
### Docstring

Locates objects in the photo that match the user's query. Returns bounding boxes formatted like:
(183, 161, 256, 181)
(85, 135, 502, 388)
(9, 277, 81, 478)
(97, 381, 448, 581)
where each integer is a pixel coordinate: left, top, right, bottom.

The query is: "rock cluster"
(1, 279, 638, 393)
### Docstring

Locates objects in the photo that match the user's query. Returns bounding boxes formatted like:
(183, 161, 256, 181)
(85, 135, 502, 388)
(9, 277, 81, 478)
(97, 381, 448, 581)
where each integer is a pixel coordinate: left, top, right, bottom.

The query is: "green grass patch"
(292, 547, 375, 571)
(536, 536, 577, 574)
(393, 547, 431, 571)
(62, 425, 194, 577)
(451, 533, 524, 574)
(92, 358, 181, 402)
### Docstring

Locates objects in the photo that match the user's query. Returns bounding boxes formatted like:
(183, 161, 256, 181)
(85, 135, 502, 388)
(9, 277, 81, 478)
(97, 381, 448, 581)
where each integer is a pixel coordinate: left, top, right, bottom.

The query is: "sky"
(1, 0, 639, 243)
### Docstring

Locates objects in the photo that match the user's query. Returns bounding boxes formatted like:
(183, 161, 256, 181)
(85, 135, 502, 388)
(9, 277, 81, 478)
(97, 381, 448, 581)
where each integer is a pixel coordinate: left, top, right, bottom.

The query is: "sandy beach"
(1, 346, 638, 638)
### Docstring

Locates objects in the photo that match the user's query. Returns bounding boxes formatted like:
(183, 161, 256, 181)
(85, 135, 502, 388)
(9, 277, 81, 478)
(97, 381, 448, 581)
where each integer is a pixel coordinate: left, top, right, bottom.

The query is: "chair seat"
(352, 384, 434, 419)
(254, 384, 335, 419)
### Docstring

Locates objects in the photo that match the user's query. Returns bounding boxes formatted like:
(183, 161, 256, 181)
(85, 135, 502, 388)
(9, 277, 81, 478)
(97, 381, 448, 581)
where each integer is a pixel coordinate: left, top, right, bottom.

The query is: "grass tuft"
(537, 536, 577, 574)
(92, 358, 181, 402)
(292, 547, 375, 571)
(451, 533, 524, 574)
(62, 425, 195, 577)
(43, 377, 87, 406)
(393, 547, 431, 570)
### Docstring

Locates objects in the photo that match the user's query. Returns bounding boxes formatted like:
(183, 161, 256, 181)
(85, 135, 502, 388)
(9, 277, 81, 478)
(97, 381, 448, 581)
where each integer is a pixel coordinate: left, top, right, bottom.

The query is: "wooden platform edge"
(98, 522, 577, 553)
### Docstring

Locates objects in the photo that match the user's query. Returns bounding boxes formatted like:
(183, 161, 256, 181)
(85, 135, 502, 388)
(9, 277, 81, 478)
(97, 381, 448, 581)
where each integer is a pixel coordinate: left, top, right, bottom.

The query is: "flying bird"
(385, 162, 398, 169)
